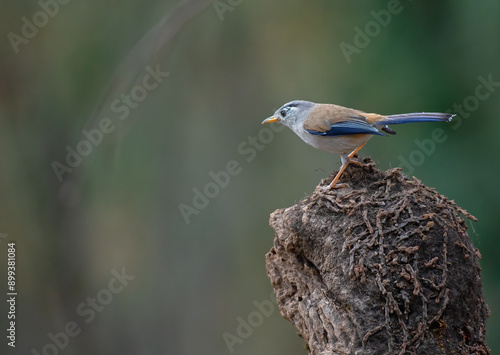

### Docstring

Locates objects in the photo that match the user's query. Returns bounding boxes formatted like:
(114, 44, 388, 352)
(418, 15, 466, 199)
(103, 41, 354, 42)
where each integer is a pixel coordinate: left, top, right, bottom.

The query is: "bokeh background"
(1, 0, 499, 353)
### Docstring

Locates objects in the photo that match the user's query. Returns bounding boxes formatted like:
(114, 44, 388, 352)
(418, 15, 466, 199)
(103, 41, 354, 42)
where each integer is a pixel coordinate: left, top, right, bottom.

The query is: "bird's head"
(262, 100, 315, 129)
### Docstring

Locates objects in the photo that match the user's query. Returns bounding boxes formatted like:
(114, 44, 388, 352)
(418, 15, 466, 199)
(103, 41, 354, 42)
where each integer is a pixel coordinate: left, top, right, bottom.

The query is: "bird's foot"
(326, 182, 347, 190)
(332, 183, 347, 189)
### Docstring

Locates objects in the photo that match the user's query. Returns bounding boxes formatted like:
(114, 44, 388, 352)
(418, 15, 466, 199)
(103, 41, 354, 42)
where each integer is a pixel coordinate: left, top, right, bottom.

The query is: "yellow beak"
(262, 116, 279, 124)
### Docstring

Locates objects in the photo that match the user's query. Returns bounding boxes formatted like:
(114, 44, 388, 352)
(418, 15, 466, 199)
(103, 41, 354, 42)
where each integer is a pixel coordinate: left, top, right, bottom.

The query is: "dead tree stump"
(265, 158, 489, 355)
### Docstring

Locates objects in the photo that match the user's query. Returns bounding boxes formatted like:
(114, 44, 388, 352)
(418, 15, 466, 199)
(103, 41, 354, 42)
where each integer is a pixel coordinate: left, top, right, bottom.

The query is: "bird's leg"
(328, 142, 367, 189)
(327, 157, 349, 189)
(347, 142, 367, 163)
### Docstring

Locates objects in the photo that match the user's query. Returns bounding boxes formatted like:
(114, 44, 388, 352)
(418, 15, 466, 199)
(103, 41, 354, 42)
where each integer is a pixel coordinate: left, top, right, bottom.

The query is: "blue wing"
(305, 120, 385, 137)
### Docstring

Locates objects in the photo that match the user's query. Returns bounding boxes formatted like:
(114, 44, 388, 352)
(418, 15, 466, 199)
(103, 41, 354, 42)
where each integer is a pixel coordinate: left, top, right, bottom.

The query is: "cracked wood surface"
(266, 158, 489, 355)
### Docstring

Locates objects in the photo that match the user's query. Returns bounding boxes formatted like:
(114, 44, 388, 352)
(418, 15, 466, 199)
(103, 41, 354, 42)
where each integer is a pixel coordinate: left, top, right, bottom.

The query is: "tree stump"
(265, 158, 489, 355)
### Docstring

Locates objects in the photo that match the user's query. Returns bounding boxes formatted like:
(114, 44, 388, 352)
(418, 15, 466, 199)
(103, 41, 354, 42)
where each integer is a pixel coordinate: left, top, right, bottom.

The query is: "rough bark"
(265, 158, 489, 355)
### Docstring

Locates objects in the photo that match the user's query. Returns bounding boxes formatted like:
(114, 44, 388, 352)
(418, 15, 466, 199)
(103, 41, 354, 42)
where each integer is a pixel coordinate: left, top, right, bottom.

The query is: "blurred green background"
(1, 0, 499, 353)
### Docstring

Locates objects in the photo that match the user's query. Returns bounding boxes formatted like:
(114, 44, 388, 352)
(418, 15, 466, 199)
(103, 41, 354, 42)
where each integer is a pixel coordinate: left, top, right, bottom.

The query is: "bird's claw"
(321, 182, 347, 191)
(331, 183, 347, 189)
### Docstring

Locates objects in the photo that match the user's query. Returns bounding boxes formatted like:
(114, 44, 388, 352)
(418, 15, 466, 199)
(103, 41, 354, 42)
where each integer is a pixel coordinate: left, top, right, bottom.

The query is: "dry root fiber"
(265, 158, 489, 355)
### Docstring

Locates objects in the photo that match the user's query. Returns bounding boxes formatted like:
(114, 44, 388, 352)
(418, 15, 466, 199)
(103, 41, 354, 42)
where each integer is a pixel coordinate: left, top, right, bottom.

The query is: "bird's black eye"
(280, 110, 287, 117)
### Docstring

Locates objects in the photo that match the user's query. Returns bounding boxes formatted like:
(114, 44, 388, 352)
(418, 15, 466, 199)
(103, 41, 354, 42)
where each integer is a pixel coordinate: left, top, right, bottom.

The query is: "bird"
(262, 100, 454, 189)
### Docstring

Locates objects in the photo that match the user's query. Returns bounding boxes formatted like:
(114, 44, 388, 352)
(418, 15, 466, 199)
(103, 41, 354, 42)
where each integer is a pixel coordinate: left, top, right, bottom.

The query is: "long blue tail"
(376, 112, 454, 125)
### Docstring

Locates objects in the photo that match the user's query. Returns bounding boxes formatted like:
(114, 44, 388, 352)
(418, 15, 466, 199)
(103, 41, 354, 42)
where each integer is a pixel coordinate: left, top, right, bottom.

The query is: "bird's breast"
(295, 130, 372, 155)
